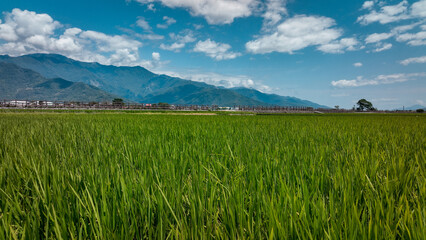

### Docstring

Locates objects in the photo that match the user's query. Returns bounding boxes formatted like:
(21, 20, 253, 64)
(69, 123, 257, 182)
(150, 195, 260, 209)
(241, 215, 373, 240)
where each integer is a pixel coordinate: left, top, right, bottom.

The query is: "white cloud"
(136, 33, 164, 40)
(135, 51, 166, 69)
(358, 0, 426, 25)
(160, 42, 185, 51)
(136, 18, 152, 31)
(373, 42, 392, 52)
(157, 16, 176, 29)
(147, 3, 156, 11)
(0, 20, 18, 41)
(400, 55, 426, 65)
(193, 24, 203, 30)
(354, 62, 363, 67)
(160, 30, 196, 52)
(411, 0, 426, 17)
(161, 70, 273, 92)
(170, 31, 196, 43)
(317, 38, 359, 54)
(134, 0, 258, 24)
(331, 73, 426, 87)
(194, 39, 241, 60)
(0, 9, 161, 69)
(262, 0, 287, 30)
(0, 9, 84, 57)
(357, 0, 410, 25)
(363, 20, 426, 49)
(362, 1, 374, 10)
(152, 52, 160, 61)
(0, 9, 61, 40)
(393, 22, 422, 33)
(396, 30, 426, 46)
(246, 15, 345, 54)
(358, 1, 426, 50)
(365, 32, 393, 43)
(80, 31, 141, 51)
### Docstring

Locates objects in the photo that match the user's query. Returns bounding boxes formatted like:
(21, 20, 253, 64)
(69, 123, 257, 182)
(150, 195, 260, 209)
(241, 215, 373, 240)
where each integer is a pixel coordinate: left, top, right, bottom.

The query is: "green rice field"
(0, 112, 425, 239)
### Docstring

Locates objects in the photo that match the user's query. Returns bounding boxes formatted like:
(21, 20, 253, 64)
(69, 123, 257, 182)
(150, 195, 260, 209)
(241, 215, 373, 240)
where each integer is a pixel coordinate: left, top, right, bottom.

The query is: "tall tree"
(356, 99, 375, 111)
(112, 98, 124, 106)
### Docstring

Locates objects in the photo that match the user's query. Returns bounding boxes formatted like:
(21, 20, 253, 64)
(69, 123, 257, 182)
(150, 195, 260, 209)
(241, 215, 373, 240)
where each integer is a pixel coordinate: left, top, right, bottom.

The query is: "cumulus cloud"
(157, 16, 176, 29)
(400, 55, 426, 65)
(147, 3, 156, 11)
(262, 0, 287, 30)
(396, 30, 426, 46)
(0, 8, 160, 69)
(160, 30, 196, 52)
(354, 62, 363, 67)
(373, 42, 392, 52)
(80, 30, 141, 52)
(362, 1, 374, 10)
(357, 0, 410, 25)
(246, 15, 351, 54)
(358, 0, 426, 25)
(363, 23, 420, 46)
(317, 38, 359, 54)
(136, 33, 164, 40)
(331, 73, 426, 87)
(411, 0, 426, 17)
(152, 52, 160, 61)
(358, 0, 426, 52)
(193, 24, 203, 30)
(134, 0, 258, 24)
(136, 18, 152, 31)
(0, 9, 61, 41)
(160, 42, 184, 51)
(394, 22, 424, 32)
(194, 39, 241, 60)
(365, 32, 393, 43)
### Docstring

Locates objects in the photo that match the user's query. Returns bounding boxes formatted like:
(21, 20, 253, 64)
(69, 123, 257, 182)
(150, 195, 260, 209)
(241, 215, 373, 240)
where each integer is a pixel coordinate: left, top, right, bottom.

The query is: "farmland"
(0, 112, 425, 239)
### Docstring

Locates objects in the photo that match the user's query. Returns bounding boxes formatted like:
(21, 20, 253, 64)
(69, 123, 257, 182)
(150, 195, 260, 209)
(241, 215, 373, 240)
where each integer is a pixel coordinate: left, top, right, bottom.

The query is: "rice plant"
(0, 113, 425, 239)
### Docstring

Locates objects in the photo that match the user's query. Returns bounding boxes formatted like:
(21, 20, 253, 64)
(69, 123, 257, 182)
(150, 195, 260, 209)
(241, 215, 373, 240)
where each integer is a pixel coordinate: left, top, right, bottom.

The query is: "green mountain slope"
(144, 84, 264, 106)
(0, 54, 155, 100)
(0, 62, 118, 102)
(0, 54, 328, 107)
(231, 87, 329, 108)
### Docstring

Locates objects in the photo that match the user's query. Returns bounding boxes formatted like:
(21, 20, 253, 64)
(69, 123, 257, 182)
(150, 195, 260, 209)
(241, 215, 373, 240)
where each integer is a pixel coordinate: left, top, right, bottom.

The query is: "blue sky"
(0, 0, 425, 109)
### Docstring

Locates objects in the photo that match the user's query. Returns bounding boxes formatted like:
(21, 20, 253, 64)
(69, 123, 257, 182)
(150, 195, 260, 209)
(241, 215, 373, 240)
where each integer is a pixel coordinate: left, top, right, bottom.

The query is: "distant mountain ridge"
(0, 62, 118, 102)
(0, 54, 329, 107)
(394, 105, 426, 111)
(231, 87, 328, 109)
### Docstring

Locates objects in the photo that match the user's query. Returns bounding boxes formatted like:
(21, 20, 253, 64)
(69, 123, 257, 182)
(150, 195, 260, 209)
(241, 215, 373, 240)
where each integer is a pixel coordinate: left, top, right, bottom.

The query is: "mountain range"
(0, 62, 118, 102)
(394, 105, 426, 111)
(0, 54, 328, 108)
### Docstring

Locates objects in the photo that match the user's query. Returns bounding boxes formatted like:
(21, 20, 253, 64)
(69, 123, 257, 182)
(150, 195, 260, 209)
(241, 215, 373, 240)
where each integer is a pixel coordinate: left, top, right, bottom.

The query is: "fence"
(0, 99, 320, 112)
(0, 100, 418, 113)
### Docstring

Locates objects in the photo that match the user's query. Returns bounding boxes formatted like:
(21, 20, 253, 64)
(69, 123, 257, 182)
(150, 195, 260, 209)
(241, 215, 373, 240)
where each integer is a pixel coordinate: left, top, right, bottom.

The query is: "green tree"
(158, 102, 170, 108)
(112, 98, 124, 106)
(356, 99, 375, 111)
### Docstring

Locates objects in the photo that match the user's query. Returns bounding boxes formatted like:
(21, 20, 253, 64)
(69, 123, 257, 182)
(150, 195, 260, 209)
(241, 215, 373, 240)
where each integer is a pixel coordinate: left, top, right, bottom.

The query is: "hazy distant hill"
(0, 62, 118, 102)
(231, 87, 329, 108)
(0, 54, 328, 107)
(143, 82, 264, 106)
(395, 105, 426, 111)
